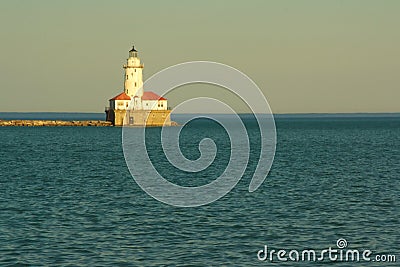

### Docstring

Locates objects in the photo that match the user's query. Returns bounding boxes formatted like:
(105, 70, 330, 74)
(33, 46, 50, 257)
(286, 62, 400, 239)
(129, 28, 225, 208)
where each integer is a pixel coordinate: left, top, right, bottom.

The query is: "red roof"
(142, 91, 167, 101)
(109, 92, 131, 101)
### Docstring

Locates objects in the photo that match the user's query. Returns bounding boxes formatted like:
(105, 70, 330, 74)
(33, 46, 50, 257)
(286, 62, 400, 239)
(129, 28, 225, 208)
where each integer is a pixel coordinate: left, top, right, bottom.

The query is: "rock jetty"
(0, 120, 113, 127)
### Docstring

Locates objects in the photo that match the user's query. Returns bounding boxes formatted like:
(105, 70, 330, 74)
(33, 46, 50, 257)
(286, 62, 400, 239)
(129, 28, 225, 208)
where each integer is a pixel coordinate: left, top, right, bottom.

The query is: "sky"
(0, 0, 399, 113)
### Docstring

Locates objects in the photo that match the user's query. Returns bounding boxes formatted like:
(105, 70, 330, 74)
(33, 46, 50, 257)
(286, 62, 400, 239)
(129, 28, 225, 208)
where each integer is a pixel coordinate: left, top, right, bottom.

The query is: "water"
(0, 112, 104, 121)
(0, 114, 399, 266)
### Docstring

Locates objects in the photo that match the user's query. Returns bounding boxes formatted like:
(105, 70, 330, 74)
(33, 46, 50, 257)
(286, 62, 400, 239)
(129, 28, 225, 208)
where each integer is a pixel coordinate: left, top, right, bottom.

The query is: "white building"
(106, 46, 170, 126)
(109, 92, 131, 110)
(108, 46, 168, 111)
(141, 91, 167, 110)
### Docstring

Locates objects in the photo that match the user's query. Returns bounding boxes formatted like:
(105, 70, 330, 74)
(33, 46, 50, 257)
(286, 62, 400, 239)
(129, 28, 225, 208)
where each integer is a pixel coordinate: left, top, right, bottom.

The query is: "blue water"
(0, 112, 105, 121)
(0, 114, 399, 266)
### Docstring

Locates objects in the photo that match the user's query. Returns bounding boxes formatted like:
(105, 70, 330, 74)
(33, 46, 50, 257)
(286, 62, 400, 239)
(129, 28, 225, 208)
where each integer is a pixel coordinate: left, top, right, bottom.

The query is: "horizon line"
(1, 111, 400, 115)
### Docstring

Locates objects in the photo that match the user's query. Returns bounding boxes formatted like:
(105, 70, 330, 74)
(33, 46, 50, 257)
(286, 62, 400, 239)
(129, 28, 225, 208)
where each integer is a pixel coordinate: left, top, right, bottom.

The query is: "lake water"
(0, 113, 399, 266)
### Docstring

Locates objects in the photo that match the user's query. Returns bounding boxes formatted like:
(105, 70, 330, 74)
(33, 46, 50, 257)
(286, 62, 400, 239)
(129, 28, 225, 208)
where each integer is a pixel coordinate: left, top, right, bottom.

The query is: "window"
(126, 75, 128, 79)
(134, 69, 136, 72)
(135, 82, 137, 87)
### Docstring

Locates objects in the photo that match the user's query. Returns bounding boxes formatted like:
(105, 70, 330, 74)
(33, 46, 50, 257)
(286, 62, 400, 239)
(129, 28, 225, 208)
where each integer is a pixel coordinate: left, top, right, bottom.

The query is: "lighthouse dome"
(129, 46, 138, 58)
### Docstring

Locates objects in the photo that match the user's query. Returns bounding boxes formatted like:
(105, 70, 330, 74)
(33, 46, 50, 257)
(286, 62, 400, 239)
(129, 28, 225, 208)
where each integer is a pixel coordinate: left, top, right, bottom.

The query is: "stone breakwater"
(0, 120, 113, 127)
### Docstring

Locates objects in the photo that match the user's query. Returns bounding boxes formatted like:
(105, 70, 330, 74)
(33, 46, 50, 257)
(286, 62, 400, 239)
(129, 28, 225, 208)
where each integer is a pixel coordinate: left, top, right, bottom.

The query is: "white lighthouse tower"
(123, 46, 144, 98)
(105, 45, 171, 126)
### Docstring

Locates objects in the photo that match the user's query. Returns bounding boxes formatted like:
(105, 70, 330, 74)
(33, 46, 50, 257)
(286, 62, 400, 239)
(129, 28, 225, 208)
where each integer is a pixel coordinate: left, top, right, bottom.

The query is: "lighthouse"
(105, 46, 171, 126)
(123, 46, 143, 98)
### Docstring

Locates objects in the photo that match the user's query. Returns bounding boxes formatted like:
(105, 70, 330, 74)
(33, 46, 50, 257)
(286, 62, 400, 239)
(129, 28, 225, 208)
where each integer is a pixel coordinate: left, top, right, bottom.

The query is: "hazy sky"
(0, 0, 399, 113)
